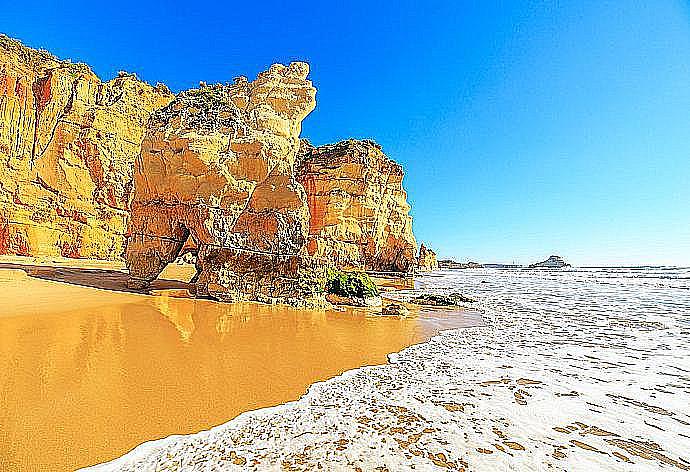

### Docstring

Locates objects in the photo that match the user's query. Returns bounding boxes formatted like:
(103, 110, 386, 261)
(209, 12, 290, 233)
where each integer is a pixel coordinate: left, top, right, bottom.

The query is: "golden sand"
(0, 257, 481, 471)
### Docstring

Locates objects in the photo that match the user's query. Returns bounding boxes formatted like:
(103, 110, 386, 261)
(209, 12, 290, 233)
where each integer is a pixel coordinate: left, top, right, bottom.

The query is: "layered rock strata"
(125, 63, 324, 303)
(417, 243, 439, 271)
(0, 35, 173, 259)
(296, 139, 417, 273)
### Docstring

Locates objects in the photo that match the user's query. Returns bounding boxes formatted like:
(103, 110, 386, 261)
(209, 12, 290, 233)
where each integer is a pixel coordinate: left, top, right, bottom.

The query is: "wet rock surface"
(382, 302, 410, 316)
(412, 292, 477, 306)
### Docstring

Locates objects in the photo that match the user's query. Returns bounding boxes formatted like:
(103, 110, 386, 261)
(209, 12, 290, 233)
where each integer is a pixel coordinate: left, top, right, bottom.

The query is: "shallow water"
(92, 267, 690, 471)
(0, 266, 481, 471)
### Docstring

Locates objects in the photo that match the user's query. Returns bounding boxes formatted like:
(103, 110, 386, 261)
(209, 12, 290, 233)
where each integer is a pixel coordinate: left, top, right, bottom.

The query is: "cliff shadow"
(0, 262, 193, 295)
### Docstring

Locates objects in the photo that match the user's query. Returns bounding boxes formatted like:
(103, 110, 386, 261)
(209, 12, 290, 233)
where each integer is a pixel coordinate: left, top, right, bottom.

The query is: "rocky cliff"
(296, 139, 417, 273)
(417, 243, 438, 272)
(125, 63, 325, 303)
(0, 35, 173, 259)
(1, 35, 423, 303)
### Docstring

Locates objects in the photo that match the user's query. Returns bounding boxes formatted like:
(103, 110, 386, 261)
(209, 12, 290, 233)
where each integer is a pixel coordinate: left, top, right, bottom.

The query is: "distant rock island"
(529, 255, 570, 269)
(438, 259, 483, 269)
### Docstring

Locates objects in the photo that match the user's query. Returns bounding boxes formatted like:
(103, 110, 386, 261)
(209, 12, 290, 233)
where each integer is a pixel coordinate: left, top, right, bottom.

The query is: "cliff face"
(1, 35, 423, 302)
(125, 63, 324, 303)
(296, 139, 417, 273)
(417, 243, 438, 272)
(0, 35, 174, 259)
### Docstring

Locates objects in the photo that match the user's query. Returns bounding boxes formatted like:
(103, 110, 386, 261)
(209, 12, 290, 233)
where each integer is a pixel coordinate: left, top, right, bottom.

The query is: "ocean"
(88, 267, 690, 471)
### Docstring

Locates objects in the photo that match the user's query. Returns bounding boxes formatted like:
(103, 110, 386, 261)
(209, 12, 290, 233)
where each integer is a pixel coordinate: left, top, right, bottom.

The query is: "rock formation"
(1, 35, 424, 304)
(438, 259, 483, 269)
(125, 63, 325, 303)
(417, 243, 439, 272)
(0, 35, 174, 259)
(296, 139, 417, 273)
(529, 255, 570, 269)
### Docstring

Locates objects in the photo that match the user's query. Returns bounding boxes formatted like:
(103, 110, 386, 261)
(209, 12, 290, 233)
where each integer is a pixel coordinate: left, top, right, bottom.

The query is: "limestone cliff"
(296, 139, 417, 273)
(417, 243, 438, 272)
(1, 35, 423, 303)
(0, 35, 174, 259)
(125, 63, 324, 303)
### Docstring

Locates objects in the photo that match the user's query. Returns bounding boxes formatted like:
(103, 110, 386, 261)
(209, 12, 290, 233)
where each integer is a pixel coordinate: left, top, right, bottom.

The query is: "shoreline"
(82, 268, 690, 471)
(84, 321, 477, 471)
(0, 258, 480, 471)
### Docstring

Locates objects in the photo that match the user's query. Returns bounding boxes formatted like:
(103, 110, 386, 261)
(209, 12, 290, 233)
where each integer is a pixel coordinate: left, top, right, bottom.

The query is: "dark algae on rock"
(412, 292, 476, 306)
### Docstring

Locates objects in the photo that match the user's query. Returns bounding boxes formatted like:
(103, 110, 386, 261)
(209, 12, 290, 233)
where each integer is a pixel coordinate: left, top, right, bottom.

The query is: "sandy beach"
(84, 267, 690, 471)
(0, 257, 480, 471)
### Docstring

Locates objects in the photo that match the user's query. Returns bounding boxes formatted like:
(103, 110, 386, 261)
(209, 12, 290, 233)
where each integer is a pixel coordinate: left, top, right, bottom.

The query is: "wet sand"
(0, 257, 481, 472)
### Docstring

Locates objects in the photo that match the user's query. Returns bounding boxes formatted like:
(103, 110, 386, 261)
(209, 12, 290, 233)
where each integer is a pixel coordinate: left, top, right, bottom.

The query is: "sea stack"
(125, 63, 322, 303)
(296, 139, 417, 273)
(529, 255, 570, 268)
(417, 243, 439, 272)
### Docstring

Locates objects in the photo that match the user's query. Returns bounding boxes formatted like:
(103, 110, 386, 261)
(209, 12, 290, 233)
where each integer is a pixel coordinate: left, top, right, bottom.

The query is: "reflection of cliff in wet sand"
(0, 256, 481, 472)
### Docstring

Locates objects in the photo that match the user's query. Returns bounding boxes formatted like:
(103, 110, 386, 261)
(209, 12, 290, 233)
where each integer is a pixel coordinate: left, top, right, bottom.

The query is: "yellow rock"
(297, 139, 417, 273)
(417, 243, 439, 271)
(0, 34, 173, 259)
(124, 63, 322, 302)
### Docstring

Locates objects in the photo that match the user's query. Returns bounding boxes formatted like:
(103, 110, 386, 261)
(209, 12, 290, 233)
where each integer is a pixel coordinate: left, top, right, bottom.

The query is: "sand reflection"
(0, 266, 480, 471)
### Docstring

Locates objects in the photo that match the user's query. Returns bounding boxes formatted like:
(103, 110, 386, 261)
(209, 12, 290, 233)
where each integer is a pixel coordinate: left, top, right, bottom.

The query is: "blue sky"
(4, 1, 690, 265)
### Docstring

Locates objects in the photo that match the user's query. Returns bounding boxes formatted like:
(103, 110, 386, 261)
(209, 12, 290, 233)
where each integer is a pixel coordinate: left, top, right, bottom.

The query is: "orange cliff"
(125, 63, 325, 303)
(297, 139, 417, 273)
(0, 35, 422, 297)
(0, 34, 174, 259)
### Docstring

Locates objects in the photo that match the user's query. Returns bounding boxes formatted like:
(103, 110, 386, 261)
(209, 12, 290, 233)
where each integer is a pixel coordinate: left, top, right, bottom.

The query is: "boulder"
(411, 292, 476, 306)
(323, 268, 382, 307)
(381, 303, 410, 316)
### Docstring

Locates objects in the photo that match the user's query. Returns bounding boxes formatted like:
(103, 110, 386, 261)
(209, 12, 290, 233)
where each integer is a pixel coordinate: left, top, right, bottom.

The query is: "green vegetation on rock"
(325, 268, 379, 298)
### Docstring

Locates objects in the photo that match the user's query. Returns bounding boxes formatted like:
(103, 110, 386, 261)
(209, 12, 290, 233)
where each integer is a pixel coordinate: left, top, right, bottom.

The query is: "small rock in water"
(382, 303, 410, 316)
(412, 292, 476, 306)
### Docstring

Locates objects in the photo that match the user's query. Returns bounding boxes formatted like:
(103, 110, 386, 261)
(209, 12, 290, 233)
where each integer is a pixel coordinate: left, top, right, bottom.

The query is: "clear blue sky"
(4, 1, 690, 266)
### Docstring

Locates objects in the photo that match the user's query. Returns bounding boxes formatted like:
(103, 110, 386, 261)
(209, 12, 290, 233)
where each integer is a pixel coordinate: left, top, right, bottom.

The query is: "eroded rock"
(412, 292, 476, 306)
(0, 34, 174, 259)
(382, 303, 410, 316)
(125, 62, 323, 303)
(297, 139, 417, 273)
(417, 243, 439, 272)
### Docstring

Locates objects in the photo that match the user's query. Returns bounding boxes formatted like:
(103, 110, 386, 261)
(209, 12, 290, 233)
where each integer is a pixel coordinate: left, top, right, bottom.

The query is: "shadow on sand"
(0, 262, 193, 295)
